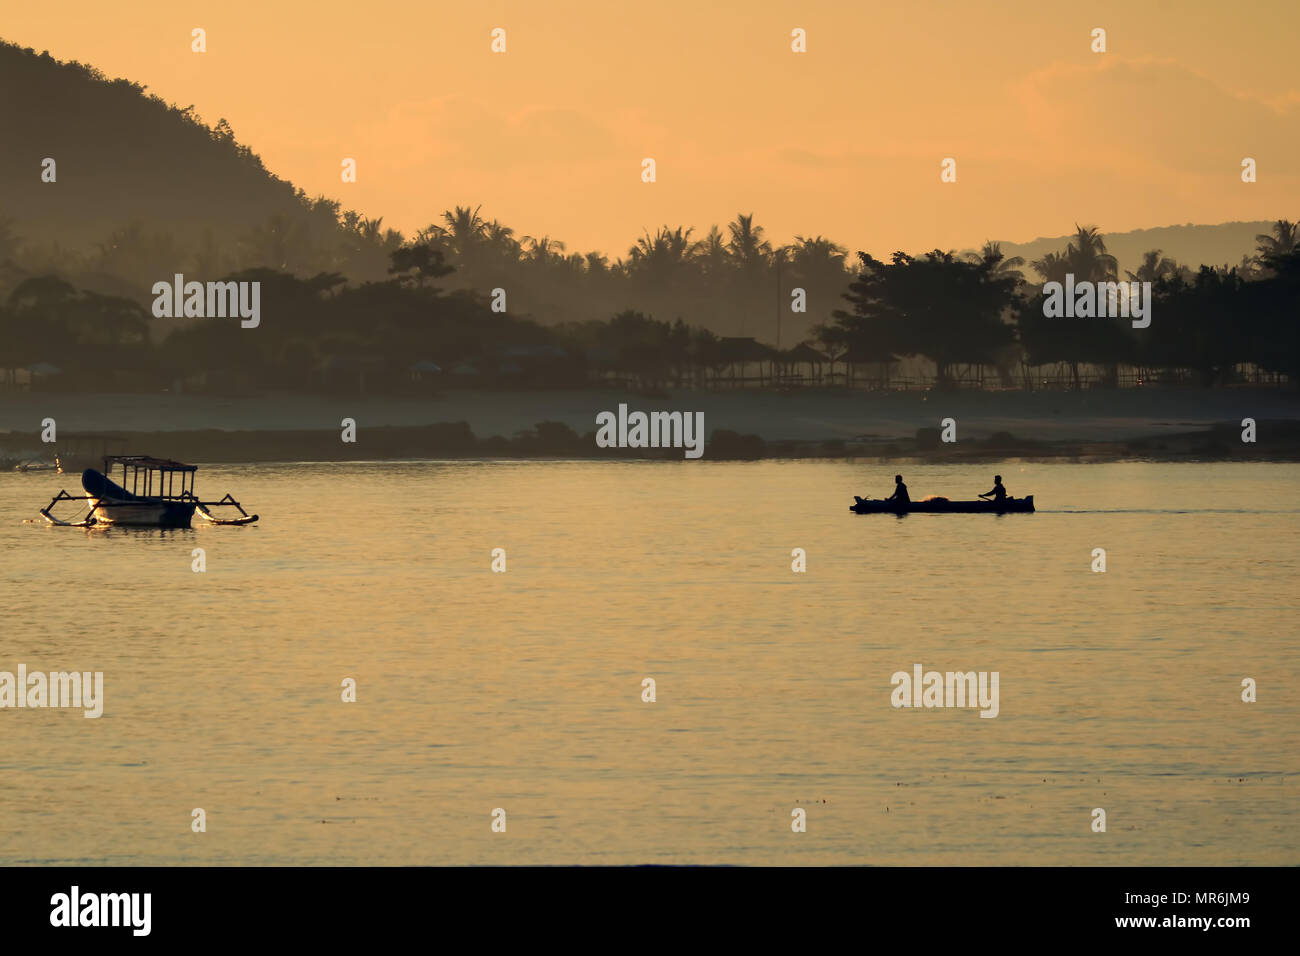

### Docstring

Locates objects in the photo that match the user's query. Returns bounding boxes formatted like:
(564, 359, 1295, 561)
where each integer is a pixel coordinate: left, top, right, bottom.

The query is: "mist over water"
(1, 460, 1295, 864)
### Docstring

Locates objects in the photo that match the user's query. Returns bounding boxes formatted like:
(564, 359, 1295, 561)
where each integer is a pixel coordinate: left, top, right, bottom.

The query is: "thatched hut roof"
(782, 343, 829, 363)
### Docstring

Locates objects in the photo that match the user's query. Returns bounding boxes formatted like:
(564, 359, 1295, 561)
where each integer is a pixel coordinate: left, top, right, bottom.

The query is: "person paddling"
(979, 475, 1007, 503)
(886, 474, 910, 505)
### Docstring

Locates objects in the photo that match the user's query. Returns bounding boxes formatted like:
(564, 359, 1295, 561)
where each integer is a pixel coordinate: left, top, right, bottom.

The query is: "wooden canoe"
(851, 495, 1035, 514)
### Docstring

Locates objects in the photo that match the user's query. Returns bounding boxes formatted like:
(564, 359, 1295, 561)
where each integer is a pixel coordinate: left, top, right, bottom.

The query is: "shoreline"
(3, 420, 1298, 465)
(3, 387, 1298, 465)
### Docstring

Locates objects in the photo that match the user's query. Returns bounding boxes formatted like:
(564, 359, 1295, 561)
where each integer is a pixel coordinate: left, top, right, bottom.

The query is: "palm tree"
(697, 225, 728, 278)
(522, 235, 567, 263)
(358, 216, 385, 245)
(659, 226, 699, 266)
(789, 235, 849, 273)
(1126, 249, 1179, 283)
(1025, 227, 1125, 389)
(415, 223, 449, 247)
(1254, 219, 1299, 258)
(726, 213, 772, 272)
(440, 205, 488, 257)
(483, 219, 522, 264)
(966, 241, 1025, 284)
(1064, 224, 1118, 282)
(1030, 250, 1069, 284)
(627, 226, 698, 282)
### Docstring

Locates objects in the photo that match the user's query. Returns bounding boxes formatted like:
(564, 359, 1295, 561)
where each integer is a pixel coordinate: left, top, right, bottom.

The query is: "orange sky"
(6, 0, 1298, 257)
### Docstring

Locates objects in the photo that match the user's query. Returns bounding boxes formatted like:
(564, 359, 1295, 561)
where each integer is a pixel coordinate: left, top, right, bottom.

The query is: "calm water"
(0, 460, 1296, 865)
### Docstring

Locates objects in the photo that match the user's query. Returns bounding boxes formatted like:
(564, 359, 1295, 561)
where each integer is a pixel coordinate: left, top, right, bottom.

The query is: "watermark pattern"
(0, 665, 103, 718)
(151, 274, 260, 328)
(595, 404, 705, 458)
(1041, 274, 1151, 329)
(50, 887, 150, 936)
(890, 665, 999, 718)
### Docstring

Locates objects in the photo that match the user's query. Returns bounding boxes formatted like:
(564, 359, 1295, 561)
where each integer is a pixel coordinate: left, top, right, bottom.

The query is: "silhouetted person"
(886, 474, 910, 504)
(979, 475, 1007, 503)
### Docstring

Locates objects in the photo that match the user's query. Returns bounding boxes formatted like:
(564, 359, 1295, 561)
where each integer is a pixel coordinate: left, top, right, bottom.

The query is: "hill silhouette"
(979, 222, 1272, 279)
(0, 38, 398, 300)
(0, 39, 1285, 346)
(0, 41, 313, 252)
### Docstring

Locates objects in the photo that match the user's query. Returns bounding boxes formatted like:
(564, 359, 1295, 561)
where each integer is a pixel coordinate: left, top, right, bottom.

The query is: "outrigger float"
(40, 456, 258, 528)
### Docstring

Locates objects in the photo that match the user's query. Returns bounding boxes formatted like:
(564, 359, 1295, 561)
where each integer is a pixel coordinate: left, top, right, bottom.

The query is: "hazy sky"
(6, 1, 1298, 257)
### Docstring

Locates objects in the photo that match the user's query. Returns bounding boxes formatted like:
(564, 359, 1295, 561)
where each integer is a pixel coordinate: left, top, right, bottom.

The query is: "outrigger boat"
(40, 456, 258, 528)
(851, 494, 1035, 514)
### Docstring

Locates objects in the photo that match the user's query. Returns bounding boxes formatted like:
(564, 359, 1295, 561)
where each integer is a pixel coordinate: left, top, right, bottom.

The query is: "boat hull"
(85, 498, 196, 527)
(851, 495, 1034, 514)
(81, 468, 196, 527)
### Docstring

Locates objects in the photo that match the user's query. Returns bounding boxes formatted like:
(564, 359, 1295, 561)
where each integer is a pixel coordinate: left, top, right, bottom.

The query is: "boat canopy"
(104, 455, 196, 471)
(102, 455, 197, 499)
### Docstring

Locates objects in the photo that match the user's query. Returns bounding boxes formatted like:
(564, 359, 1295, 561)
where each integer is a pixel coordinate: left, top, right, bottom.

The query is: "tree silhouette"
(726, 213, 772, 273)
(1064, 224, 1118, 282)
(966, 241, 1025, 284)
(1254, 219, 1299, 258)
(388, 243, 454, 288)
(831, 250, 1017, 388)
(1022, 226, 1133, 388)
(1126, 249, 1181, 283)
(1253, 219, 1299, 276)
(438, 205, 488, 257)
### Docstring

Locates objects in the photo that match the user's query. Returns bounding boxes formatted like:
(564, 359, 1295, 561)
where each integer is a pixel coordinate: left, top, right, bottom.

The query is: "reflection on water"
(0, 460, 1296, 864)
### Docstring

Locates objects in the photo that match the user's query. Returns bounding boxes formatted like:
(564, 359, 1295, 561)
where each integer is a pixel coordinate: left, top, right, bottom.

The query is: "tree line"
(0, 216, 1295, 393)
(819, 223, 1300, 388)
